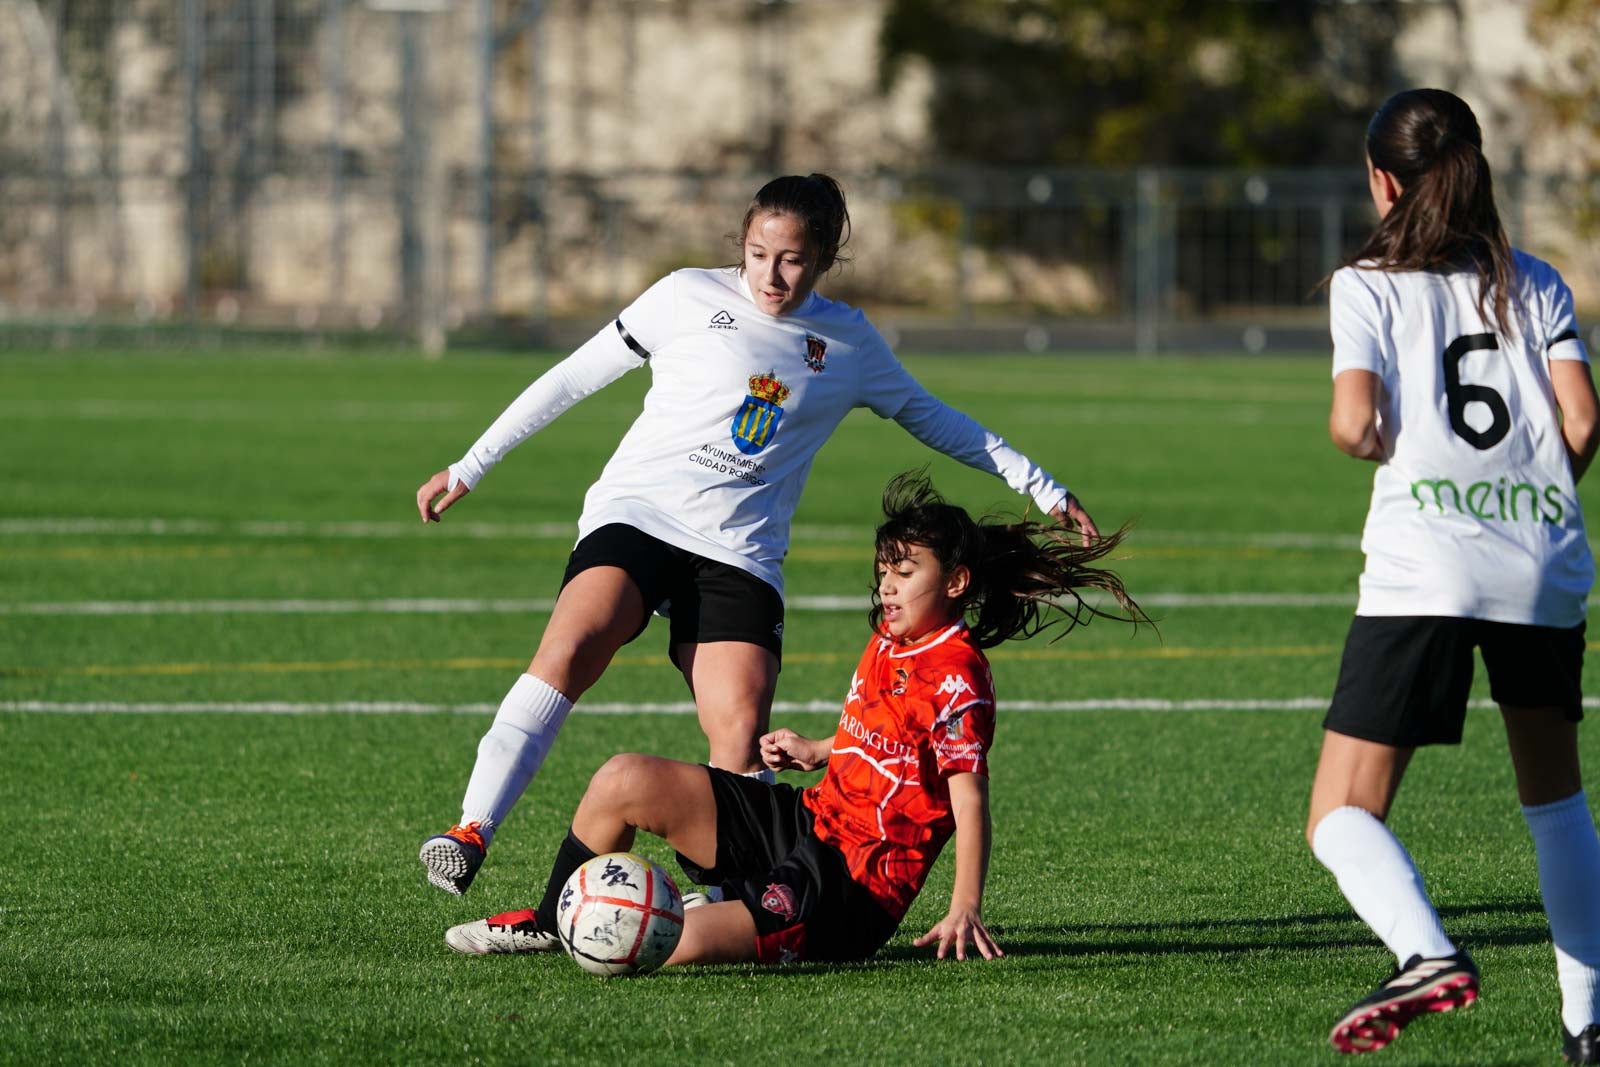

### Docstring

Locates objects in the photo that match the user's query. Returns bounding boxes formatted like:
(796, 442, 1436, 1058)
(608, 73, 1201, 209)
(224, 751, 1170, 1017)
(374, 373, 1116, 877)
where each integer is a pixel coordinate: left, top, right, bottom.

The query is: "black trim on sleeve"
(1548, 329, 1580, 349)
(615, 319, 651, 361)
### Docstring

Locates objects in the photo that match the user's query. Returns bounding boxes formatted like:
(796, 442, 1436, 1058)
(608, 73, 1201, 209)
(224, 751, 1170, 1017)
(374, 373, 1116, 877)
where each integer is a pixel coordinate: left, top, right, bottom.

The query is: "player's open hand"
(417, 469, 469, 524)
(913, 904, 1004, 961)
(1051, 493, 1100, 543)
(759, 728, 828, 773)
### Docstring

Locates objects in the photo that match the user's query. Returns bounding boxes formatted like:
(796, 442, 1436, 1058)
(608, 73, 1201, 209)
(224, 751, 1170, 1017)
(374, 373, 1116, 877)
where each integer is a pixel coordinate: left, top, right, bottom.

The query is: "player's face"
(876, 543, 969, 644)
(742, 212, 819, 316)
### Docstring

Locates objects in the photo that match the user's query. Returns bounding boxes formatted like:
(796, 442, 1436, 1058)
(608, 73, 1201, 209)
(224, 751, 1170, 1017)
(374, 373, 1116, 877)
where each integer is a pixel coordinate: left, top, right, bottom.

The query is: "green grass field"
(2, 347, 1594, 1065)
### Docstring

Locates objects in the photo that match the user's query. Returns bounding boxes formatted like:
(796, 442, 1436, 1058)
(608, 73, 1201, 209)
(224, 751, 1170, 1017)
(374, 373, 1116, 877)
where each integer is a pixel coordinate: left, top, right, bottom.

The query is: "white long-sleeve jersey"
(451, 267, 1068, 597)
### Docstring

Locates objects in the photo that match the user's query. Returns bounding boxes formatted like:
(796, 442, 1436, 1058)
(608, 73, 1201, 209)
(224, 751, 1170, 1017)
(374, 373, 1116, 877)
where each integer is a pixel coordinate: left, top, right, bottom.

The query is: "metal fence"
(1, 0, 1594, 354)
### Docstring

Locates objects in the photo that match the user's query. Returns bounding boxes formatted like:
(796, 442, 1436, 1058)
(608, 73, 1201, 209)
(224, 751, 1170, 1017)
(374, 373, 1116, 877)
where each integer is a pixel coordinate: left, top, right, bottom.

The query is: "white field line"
(41, 517, 1600, 557)
(0, 517, 860, 543)
(0, 592, 1360, 616)
(2, 696, 1587, 716)
(0, 517, 1373, 548)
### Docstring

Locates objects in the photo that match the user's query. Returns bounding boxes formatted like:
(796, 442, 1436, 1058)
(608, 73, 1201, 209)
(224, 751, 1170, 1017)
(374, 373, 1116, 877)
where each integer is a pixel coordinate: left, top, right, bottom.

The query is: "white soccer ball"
(556, 852, 686, 977)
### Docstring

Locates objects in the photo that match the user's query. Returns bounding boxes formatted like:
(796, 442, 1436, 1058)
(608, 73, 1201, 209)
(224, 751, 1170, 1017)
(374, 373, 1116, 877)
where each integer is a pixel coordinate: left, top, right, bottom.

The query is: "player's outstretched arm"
(416, 468, 470, 524)
(759, 728, 830, 772)
(913, 772, 1003, 961)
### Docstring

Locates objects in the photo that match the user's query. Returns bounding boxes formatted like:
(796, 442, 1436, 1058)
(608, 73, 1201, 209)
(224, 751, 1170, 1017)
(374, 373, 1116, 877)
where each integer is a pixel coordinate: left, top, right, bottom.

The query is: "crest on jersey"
(731, 371, 790, 455)
(803, 335, 827, 373)
(892, 667, 909, 696)
(761, 882, 799, 922)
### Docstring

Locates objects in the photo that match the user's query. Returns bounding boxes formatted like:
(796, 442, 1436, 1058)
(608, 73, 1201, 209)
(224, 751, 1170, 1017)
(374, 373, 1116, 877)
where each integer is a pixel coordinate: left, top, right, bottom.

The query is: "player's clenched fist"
(759, 728, 829, 773)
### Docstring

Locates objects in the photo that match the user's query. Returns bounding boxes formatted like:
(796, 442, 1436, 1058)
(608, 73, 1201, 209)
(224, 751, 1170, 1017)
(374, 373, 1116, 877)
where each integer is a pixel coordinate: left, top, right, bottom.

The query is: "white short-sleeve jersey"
(1330, 249, 1593, 626)
(455, 266, 1060, 597)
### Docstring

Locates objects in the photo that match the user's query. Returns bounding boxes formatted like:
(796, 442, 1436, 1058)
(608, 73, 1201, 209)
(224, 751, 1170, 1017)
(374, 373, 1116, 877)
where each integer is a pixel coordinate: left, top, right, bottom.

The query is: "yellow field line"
(0, 642, 1363, 678)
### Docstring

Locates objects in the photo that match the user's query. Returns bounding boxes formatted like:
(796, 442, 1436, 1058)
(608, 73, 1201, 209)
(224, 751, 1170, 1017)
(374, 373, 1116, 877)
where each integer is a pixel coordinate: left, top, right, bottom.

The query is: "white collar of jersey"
(737, 268, 819, 319)
(886, 621, 969, 659)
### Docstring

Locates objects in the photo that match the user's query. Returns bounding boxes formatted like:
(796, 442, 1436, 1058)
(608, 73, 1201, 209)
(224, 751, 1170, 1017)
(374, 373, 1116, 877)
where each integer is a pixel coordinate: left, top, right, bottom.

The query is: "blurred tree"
(1521, 0, 1600, 281)
(880, 0, 1401, 167)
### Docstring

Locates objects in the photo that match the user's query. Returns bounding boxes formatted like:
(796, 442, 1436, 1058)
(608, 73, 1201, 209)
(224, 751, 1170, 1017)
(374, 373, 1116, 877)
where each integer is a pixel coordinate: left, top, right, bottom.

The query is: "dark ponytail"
(869, 470, 1149, 649)
(1345, 88, 1517, 335)
(735, 173, 852, 274)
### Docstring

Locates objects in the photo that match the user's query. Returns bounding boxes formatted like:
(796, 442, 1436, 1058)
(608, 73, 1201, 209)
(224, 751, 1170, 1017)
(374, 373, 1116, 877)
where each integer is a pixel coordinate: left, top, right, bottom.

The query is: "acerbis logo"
(709, 310, 737, 330)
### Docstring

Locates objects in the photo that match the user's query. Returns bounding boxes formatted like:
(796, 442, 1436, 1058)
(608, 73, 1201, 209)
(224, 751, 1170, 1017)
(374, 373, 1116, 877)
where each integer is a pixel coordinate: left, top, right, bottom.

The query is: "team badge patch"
(760, 882, 799, 922)
(731, 371, 790, 455)
(803, 335, 827, 373)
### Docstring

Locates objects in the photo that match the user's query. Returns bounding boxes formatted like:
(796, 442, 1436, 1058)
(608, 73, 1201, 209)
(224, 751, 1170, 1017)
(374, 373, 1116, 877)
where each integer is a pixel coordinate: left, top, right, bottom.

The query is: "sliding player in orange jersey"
(441, 471, 1146, 965)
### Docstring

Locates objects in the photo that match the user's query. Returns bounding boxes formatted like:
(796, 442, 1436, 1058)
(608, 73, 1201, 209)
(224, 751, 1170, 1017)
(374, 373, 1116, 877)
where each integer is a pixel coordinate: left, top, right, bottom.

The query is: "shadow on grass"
(645, 899, 1553, 978)
(870, 899, 1551, 963)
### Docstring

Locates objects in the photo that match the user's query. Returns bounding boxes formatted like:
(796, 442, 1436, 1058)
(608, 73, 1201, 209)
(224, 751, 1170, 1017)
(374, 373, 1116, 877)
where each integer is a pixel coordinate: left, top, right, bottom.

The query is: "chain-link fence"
(2, 0, 1594, 353)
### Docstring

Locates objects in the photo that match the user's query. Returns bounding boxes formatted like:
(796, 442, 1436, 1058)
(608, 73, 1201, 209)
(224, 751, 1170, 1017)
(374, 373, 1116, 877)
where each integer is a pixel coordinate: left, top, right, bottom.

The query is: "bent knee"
(587, 752, 656, 799)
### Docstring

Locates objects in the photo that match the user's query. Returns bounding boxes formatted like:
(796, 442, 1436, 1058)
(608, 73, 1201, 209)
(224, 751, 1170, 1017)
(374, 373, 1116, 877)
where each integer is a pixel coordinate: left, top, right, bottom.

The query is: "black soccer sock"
(536, 828, 598, 931)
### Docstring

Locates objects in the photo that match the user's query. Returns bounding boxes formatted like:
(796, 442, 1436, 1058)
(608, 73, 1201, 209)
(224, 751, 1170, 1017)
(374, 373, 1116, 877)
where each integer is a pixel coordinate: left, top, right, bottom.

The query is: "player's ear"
(944, 565, 970, 600)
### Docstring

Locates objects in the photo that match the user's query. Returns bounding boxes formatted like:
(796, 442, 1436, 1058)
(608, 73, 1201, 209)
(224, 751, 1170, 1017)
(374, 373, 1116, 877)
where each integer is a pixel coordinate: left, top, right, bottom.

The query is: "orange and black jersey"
(802, 622, 995, 919)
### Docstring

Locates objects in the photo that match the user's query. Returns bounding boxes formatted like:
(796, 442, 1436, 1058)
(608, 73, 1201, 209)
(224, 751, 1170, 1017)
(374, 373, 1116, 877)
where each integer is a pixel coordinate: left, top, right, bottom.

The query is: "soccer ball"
(556, 852, 686, 977)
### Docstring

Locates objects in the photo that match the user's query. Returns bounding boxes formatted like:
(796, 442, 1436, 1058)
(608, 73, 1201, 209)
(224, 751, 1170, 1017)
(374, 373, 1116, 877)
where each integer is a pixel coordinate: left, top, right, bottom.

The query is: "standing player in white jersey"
(1307, 89, 1600, 1061)
(412, 174, 1099, 899)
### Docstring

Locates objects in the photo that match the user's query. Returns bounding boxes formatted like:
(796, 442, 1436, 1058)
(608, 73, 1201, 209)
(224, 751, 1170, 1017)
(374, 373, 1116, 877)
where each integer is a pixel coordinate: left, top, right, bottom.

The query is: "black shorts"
(675, 767, 899, 964)
(561, 524, 784, 664)
(1324, 615, 1586, 747)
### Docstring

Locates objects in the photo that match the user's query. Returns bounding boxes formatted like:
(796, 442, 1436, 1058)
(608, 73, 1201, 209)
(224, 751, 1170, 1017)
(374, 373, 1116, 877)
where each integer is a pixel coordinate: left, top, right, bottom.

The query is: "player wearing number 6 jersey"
(1307, 89, 1600, 1061)
(413, 175, 1100, 900)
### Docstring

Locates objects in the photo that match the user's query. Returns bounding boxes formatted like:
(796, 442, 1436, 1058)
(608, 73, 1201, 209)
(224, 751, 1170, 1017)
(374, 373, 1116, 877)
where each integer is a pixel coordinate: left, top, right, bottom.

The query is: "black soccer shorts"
(675, 767, 899, 964)
(561, 523, 785, 664)
(1323, 615, 1585, 747)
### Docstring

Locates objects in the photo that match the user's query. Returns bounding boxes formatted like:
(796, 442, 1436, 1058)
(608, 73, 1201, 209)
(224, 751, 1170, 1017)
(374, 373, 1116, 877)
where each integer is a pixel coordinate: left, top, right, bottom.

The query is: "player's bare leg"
(1502, 704, 1600, 1057)
(422, 567, 648, 894)
(668, 901, 760, 965)
(570, 753, 721, 862)
(1306, 731, 1413, 841)
(676, 640, 778, 774)
(529, 566, 649, 698)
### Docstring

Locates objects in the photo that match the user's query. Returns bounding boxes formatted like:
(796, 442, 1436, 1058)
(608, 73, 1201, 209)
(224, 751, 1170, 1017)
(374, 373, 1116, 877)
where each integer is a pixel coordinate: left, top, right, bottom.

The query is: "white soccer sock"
(459, 674, 574, 845)
(1311, 805, 1456, 965)
(1523, 790, 1600, 1033)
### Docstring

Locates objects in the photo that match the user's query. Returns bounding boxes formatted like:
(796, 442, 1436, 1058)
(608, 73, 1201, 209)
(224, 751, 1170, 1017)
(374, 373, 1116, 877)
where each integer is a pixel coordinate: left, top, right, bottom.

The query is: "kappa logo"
(845, 672, 865, 705)
(709, 309, 738, 330)
(803, 334, 827, 373)
(936, 674, 976, 700)
(760, 882, 799, 922)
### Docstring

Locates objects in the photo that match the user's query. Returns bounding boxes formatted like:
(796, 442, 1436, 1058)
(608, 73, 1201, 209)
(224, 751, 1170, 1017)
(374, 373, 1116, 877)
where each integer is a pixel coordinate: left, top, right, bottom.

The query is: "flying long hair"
(868, 470, 1149, 649)
(1343, 88, 1517, 335)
